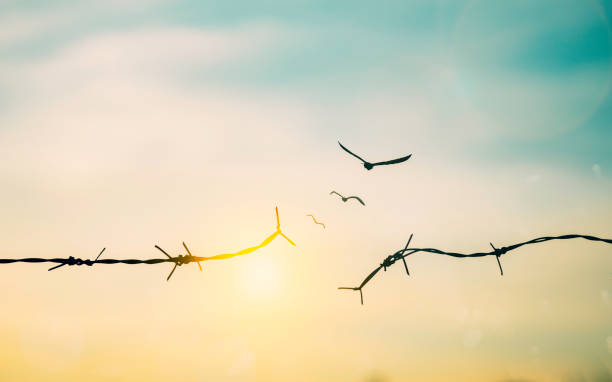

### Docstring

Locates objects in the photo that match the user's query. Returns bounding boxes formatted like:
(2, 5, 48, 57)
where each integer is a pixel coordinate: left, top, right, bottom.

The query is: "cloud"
(0, 81, 312, 187)
(0, 0, 170, 48)
(0, 21, 303, 186)
(0, 10, 71, 47)
(0, 23, 313, 227)
(2, 23, 284, 97)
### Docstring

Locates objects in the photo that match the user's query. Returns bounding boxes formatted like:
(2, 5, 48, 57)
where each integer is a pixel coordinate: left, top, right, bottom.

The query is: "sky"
(0, 0, 611, 381)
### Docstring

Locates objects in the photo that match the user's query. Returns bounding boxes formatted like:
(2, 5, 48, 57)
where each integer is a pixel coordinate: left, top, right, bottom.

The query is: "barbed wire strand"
(339, 234, 612, 305)
(0, 207, 295, 281)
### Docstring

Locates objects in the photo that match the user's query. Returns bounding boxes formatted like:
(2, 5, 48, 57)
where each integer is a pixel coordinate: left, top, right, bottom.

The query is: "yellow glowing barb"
(202, 206, 295, 261)
(155, 206, 296, 280)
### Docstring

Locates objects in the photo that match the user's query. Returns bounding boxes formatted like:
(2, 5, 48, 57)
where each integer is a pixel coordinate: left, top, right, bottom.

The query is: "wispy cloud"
(2, 23, 284, 94)
(0, 10, 71, 47)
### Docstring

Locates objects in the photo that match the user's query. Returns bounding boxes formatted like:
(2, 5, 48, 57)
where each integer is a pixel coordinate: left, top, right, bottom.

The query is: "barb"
(490, 242, 503, 276)
(339, 234, 612, 305)
(47, 248, 106, 271)
(0, 207, 295, 281)
(401, 234, 413, 276)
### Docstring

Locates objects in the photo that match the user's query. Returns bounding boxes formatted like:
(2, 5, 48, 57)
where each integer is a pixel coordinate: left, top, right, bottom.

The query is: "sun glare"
(241, 256, 281, 299)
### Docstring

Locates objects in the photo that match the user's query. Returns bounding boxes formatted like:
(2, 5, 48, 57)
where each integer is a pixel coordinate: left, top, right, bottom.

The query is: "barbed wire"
(0, 207, 295, 281)
(339, 234, 612, 305)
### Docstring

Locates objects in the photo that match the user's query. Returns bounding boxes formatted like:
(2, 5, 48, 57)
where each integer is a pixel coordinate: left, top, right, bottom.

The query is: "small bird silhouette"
(338, 141, 412, 170)
(330, 191, 365, 206)
(306, 214, 326, 229)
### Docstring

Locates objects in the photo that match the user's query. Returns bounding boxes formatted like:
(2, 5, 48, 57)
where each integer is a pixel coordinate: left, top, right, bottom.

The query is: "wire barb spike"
(48, 247, 107, 271)
(166, 263, 178, 281)
(339, 234, 612, 305)
(94, 248, 106, 263)
(183, 242, 202, 271)
(275, 206, 296, 246)
(401, 234, 413, 276)
(155, 245, 172, 259)
(490, 242, 504, 276)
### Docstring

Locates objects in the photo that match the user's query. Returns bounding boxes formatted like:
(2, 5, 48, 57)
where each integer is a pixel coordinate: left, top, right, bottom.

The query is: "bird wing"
(330, 190, 344, 198)
(338, 141, 368, 163)
(346, 196, 366, 206)
(371, 153, 412, 167)
(307, 214, 326, 229)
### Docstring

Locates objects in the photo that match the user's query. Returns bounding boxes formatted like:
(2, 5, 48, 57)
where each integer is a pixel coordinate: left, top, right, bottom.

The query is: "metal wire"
(339, 234, 612, 305)
(0, 207, 295, 281)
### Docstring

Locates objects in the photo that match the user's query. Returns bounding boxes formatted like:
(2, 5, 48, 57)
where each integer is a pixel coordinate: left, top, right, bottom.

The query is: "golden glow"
(240, 256, 281, 299)
(200, 207, 295, 261)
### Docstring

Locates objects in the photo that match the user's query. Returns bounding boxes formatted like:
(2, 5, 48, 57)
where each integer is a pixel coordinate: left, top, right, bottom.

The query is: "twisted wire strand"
(0, 207, 295, 281)
(339, 234, 612, 305)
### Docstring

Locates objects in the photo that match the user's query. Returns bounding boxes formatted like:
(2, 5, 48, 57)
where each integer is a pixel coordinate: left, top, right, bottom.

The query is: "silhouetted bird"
(306, 214, 326, 229)
(338, 141, 412, 170)
(330, 191, 365, 206)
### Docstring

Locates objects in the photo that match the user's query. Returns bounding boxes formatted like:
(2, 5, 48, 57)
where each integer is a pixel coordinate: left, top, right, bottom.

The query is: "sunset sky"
(0, 1, 611, 381)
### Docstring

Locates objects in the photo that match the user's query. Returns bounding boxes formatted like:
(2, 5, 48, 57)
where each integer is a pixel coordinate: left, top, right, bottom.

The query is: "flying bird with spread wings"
(338, 141, 412, 170)
(330, 191, 365, 206)
(306, 214, 326, 229)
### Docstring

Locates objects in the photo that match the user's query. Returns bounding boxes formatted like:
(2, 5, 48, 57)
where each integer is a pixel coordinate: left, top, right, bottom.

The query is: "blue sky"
(1, 0, 611, 173)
